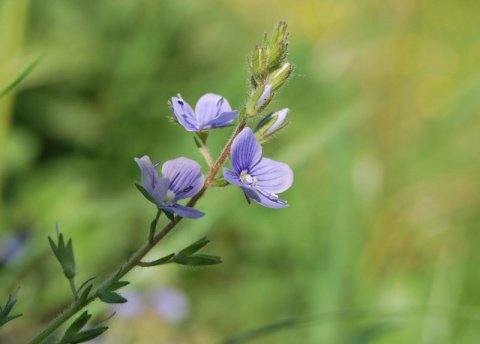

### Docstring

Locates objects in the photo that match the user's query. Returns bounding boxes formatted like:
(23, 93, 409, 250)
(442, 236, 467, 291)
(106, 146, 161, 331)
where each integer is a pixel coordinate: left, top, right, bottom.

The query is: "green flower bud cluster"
(244, 21, 294, 120)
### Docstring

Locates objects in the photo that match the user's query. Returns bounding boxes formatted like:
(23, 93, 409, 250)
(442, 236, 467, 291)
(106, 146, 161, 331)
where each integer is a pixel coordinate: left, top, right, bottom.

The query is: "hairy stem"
(199, 139, 215, 168)
(26, 118, 247, 344)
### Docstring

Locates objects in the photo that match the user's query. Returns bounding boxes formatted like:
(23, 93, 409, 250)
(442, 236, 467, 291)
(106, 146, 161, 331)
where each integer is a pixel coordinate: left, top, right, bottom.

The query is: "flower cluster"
(135, 21, 295, 218)
(20, 21, 297, 344)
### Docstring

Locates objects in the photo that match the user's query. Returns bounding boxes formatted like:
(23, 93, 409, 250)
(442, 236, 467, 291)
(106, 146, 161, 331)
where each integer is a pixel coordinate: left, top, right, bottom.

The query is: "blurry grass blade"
(280, 99, 369, 167)
(0, 54, 44, 98)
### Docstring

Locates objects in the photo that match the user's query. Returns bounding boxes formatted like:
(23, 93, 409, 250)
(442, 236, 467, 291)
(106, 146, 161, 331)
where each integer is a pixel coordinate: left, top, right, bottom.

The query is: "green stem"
(26, 118, 247, 344)
(199, 139, 214, 168)
(68, 278, 77, 301)
(148, 209, 162, 243)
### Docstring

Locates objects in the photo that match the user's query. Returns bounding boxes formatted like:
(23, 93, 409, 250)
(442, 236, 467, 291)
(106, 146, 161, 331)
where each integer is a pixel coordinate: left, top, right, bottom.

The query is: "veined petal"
(255, 190, 289, 208)
(205, 110, 239, 129)
(135, 156, 169, 205)
(224, 169, 261, 202)
(230, 127, 262, 173)
(250, 158, 293, 194)
(161, 158, 204, 200)
(195, 93, 233, 125)
(241, 186, 261, 202)
(161, 204, 205, 219)
(170, 95, 198, 131)
(223, 168, 244, 188)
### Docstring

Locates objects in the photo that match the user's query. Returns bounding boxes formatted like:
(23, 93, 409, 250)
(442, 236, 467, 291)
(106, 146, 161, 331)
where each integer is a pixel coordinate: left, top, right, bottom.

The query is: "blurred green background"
(1, 0, 480, 343)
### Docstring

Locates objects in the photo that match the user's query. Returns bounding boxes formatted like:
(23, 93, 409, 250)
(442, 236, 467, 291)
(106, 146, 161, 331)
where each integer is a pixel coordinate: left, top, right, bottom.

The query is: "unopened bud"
(246, 84, 273, 118)
(255, 108, 289, 139)
(249, 46, 267, 78)
(270, 21, 288, 47)
(266, 21, 289, 69)
(267, 63, 294, 91)
(255, 84, 272, 108)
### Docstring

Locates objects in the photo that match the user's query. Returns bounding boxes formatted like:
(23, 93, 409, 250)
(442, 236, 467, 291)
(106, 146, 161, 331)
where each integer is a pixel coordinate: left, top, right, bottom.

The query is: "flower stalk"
(26, 20, 293, 344)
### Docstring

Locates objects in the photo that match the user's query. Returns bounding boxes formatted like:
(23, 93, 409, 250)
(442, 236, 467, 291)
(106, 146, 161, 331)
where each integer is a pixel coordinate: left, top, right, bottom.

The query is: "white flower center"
(163, 190, 176, 204)
(240, 170, 257, 187)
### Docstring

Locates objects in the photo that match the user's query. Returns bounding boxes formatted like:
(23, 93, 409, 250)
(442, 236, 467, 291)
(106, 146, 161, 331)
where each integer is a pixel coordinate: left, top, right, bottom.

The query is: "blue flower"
(135, 156, 205, 218)
(169, 93, 239, 131)
(223, 128, 293, 208)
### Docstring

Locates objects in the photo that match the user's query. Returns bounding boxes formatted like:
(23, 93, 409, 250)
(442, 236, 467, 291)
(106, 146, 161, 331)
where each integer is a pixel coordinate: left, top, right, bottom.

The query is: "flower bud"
(267, 63, 294, 91)
(246, 84, 273, 117)
(270, 21, 288, 47)
(266, 21, 289, 69)
(249, 46, 267, 78)
(255, 108, 289, 139)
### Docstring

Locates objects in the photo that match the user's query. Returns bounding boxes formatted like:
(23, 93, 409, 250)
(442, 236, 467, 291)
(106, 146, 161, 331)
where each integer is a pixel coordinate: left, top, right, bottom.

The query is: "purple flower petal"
(170, 95, 198, 131)
(195, 93, 233, 126)
(255, 84, 272, 108)
(230, 128, 262, 173)
(255, 190, 289, 208)
(225, 127, 293, 209)
(161, 204, 205, 219)
(241, 186, 261, 202)
(135, 156, 169, 204)
(169, 93, 238, 131)
(206, 110, 239, 129)
(224, 169, 261, 203)
(161, 158, 204, 200)
(250, 158, 293, 194)
(223, 168, 244, 188)
(255, 108, 289, 135)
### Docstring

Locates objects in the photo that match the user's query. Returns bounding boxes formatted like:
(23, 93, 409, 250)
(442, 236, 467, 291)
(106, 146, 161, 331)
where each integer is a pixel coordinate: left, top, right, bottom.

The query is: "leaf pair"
(0, 289, 22, 328)
(140, 237, 222, 267)
(96, 270, 130, 304)
(60, 311, 108, 344)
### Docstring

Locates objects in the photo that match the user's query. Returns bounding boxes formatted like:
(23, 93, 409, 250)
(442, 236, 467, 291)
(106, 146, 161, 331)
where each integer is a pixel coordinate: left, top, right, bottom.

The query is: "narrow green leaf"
(107, 281, 130, 292)
(65, 311, 91, 337)
(139, 253, 175, 267)
(135, 183, 156, 205)
(163, 210, 175, 222)
(174, 253, 222, 266)
(70, 327, 108, 343)
(78, 284, 93, 306)
(0, 289, 22, 328)
(97, 291, 127, 304)
(193, 136, 202, 149)
(0, 54, 44, 98)
(177, 237, 210, 257)
(78, 277, 96, 294)
(48, 236, 60, 259)
(0, 314, 22, 327)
